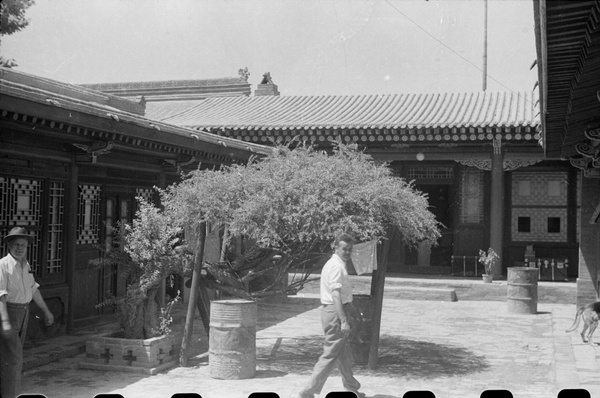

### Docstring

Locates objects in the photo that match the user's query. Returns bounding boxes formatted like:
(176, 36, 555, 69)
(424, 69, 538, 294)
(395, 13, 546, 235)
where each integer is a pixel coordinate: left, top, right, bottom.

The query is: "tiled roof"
(150, 91, 540, 145)
(0, 68, 270, 161)
(82, 77, 249, 92)
(81, 77, 252, 104)
(534, 0, 600, 158)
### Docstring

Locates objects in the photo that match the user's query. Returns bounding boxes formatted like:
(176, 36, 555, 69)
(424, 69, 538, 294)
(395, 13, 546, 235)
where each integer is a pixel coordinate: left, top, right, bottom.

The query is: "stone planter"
(482, 274, 493, 283)
(79, 332, 181, 375)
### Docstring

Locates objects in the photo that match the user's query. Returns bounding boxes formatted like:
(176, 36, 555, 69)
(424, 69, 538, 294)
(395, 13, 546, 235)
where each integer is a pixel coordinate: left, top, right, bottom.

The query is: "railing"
(450, 255, 482, 277)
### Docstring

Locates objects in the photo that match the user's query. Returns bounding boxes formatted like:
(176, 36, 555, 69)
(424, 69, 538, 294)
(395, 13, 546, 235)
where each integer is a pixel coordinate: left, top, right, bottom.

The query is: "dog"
(566, 301, 600, 345)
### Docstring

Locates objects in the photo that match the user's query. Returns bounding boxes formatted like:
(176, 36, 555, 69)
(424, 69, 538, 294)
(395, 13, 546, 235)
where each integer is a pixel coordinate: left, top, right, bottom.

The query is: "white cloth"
(320, 253, 353, 305)
(350, 240, 377, 275)
(0, 254, 39, 304)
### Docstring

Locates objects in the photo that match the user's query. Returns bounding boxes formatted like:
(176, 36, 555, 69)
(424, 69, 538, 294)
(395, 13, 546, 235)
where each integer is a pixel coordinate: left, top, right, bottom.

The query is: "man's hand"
(341, 319, 351, 337)
(1, 319, 12, 339)
(44, 311, 54, 326)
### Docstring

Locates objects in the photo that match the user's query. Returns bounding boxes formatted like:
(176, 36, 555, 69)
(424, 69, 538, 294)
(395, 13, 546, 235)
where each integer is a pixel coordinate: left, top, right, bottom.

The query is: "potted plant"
(479, 247, 499, 283)
(80, 200, 194, 374)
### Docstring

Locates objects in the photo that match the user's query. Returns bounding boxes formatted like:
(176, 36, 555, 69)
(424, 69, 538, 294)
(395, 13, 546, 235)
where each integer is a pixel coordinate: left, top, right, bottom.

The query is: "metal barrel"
(507, 267, 538, 314)
(349, 294, 373, 365)
(209, 299, 257, 379)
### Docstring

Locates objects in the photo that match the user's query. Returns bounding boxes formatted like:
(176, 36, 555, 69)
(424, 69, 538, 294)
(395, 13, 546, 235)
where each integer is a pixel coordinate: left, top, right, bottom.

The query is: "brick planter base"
(79, 332, 181, 375)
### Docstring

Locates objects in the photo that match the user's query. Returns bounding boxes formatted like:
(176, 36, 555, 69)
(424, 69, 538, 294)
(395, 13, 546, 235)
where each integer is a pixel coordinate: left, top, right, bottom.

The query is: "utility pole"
(483, 0, 488, 91)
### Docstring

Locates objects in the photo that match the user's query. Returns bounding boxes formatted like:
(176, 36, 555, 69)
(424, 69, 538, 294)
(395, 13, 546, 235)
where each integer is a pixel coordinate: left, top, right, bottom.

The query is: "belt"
(323, 302, 352, 307)
(7, 302, 29, 310)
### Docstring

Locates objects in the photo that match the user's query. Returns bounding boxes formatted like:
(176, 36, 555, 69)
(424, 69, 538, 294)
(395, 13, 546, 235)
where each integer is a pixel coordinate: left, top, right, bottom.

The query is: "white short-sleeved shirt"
(0, 253, 39, 304)
(320, 253, 353, 305)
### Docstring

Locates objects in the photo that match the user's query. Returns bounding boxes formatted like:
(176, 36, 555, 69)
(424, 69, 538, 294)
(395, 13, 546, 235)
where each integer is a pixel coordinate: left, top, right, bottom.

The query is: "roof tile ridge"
(478, 91, 495, 127)
(275, 96, 317, 128)
(495, 91, 508, 127)
(285, 96, 318, 128)
(362, 94, 399, 127)
(379, 93, 408, 127)
(390, 93, 419, 128)
(231, 96, 280, 128)
(159, 100, 210, 123)
(186, 96, 248, 127)
(406, 92, 437, 128)
(342, 94, 388, 127)
(320, 95, 360, 128)
(460, 92, 479, 128)
(418, 92, 443, 127)
(431, 92, 454, 127)
(303, 95, 347, 127)
(338, 95, 370, 127)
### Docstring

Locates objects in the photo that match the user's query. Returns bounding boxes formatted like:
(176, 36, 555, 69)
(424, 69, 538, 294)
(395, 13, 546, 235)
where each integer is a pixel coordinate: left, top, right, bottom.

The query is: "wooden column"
(368, 228, 392, 369)
(66, 161, 78, 331)
(489, 138, 504, 276)
(577, 175, 600, 306)
(180, 221, 206, 367)
(157, 171, 166, 309)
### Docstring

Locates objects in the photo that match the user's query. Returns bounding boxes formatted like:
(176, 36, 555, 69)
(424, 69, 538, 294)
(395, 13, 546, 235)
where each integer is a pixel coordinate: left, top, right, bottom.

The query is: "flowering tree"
(161, 143, 441, 298)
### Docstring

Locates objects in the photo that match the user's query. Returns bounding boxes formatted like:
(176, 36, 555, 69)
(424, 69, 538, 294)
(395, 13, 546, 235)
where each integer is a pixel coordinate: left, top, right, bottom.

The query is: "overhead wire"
(382, 0, 538, 107)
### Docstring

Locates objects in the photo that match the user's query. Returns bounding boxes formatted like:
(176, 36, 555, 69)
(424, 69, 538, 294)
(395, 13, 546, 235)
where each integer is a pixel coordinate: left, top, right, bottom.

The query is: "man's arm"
(331, 289, 350, 336)
(0, 295, 12, 337)
(32, 290, 54, 326)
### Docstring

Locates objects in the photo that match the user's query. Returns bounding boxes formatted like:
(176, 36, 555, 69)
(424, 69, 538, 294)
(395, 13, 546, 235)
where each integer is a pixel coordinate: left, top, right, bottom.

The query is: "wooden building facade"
(0, 68, 268, 339)
(105, 80, 580, 281)
(534, 0, 600, 305)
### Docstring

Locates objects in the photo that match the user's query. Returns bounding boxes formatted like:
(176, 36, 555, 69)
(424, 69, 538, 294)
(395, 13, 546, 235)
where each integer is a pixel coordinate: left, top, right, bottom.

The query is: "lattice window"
(77, 184, 102, 245)
(136, 188, 154, 204)
(407, 166, 454, 180)
(511, 171, 570, 243)
(0, 177, 7, 225)
(47, 182, 65, 274)
(511, 172, 568, 206)
(0, 177, 43, 274)
(8, 178, 42, 226)
(459, 168, 484, 224)
(511, 208, 568, 242)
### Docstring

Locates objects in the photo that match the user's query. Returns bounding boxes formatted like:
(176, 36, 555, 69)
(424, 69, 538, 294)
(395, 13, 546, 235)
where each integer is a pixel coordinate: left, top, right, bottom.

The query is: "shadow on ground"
(257, 297, 321, 331)
(258, 334, 489, 380)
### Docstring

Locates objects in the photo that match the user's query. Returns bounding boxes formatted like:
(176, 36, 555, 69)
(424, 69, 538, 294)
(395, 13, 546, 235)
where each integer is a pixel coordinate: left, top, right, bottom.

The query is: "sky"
(1, 0, 538, 97)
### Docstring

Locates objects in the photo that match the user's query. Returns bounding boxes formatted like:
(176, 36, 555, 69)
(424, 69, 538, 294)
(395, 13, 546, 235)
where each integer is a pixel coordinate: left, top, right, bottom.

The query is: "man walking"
(299, 233, 365, 398)
(1, 227, 54, 398)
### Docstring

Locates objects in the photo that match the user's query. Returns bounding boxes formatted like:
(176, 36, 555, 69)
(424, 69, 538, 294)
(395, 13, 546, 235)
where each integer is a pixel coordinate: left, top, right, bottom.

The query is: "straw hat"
(3, 227, 34, 244)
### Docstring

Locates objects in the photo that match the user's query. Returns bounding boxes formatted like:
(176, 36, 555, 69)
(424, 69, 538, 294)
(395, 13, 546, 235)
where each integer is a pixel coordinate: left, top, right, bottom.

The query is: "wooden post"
(66, 162, 78, 332)
(368, 228, 392, 369)
(179, 221, 206, 367)
(157, 171, 167, 309)
(489, 138, 504, 276)
(195, 276, 211, 336)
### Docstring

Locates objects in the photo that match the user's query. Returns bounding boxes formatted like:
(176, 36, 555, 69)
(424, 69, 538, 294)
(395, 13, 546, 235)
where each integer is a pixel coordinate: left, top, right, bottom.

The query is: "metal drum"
(209, 299, 257, 379)
(507, 267, 538, 314)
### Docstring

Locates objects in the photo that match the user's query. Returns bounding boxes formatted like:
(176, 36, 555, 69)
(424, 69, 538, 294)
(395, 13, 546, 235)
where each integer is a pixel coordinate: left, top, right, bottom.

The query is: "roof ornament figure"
(260, 72, 274, 85)
(238, 67, 250, 82)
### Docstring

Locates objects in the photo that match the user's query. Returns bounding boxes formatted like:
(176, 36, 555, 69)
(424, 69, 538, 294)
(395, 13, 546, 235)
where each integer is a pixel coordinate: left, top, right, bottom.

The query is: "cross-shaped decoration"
(123, 350, 137, 366)
(100, 348, 113, 364)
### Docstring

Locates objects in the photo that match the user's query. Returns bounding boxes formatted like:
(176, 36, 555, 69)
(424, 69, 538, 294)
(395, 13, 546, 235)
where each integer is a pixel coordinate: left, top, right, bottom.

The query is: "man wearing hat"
(0, 227, 54, 398)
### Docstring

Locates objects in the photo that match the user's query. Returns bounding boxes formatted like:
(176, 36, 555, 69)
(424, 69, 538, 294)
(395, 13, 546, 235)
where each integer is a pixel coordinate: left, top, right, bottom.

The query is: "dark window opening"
(548, 217, 561, 233)
(517, 217, 531, 233)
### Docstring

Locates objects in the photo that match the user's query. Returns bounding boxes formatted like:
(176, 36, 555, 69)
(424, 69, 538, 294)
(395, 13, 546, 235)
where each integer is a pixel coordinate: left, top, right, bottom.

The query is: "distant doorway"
(404, 184, 454, 269)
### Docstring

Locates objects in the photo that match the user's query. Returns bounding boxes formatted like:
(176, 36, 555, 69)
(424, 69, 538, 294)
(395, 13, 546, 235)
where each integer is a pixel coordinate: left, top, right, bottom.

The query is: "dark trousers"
(300, 304, 361, 396)
(0, 303, 29, 398)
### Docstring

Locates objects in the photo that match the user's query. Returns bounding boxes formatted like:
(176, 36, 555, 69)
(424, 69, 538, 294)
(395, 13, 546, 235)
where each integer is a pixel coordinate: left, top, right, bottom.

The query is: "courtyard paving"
(18, 286, 600, 398)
